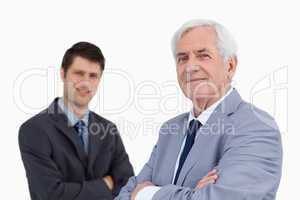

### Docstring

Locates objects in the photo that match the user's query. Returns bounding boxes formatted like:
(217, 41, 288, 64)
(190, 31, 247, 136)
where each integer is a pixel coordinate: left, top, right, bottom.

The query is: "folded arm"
(19, 122, 115, 200)
(152, 122, 283, 200)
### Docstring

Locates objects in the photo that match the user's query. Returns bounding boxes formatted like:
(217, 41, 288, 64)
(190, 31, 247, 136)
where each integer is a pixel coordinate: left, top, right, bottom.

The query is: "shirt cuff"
(135, 185, 161, 200)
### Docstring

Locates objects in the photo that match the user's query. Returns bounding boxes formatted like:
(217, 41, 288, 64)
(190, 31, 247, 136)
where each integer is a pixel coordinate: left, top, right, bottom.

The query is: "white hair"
(171, 19, 238, 61)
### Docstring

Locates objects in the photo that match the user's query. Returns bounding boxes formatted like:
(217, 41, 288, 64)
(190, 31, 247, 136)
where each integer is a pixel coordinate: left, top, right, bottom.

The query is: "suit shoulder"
(19, 108, 50, 132)
(158, 112, 188, 134)
(162, 112, 188, 125)
(232, 100, 279, 132)
(18, 109, 52, 150)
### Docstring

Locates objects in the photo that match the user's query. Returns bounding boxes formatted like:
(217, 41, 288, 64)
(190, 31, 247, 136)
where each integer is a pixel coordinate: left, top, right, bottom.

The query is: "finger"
(197, 176, 218, 188)
(201, 174, 218, 182)
(142, 181, 154, 187)
(198, 174, 218, 184)
(202, 171, 217, 181)
(196, 179, 216, 189)
(205, 169, 218, 177)
(144, 181, 153, 185)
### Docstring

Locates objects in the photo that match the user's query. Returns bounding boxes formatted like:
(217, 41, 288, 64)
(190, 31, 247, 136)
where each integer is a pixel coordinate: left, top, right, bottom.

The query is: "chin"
(74, 98, 90, 108)
(188, 89, 218, 100)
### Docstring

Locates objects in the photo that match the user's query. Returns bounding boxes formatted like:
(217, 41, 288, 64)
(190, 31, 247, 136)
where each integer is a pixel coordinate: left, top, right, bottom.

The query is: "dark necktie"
(173, 119, 202, 185)
(74, 120, 86, 152)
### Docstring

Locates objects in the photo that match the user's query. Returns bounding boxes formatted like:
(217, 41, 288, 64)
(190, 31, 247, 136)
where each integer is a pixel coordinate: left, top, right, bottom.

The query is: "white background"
(0, 0, 298, 199)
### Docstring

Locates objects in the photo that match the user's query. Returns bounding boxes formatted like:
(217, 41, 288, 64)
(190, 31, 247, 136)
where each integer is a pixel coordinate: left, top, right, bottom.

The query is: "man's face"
(175, 26, 236, 102)
(61, 56, 102, 108)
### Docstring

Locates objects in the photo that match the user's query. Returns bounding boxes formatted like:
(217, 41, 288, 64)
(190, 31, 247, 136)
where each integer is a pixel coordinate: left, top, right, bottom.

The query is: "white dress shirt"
(135, 88, 233, 200)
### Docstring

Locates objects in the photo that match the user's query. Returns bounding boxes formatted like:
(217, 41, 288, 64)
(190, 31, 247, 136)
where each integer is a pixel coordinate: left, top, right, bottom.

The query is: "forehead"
(69, 56, 101, 73)
(176, 26, 218, 54)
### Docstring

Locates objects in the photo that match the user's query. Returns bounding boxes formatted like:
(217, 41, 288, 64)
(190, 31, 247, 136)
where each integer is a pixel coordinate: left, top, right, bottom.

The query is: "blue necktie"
(74, 120, 88, 154)
(173, 119, 202, 185)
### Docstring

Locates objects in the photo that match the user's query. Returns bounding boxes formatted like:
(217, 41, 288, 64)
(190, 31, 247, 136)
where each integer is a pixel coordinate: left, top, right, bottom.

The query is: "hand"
(196, 169, 219, 189)
(131, 181, 154, 200)
(103, 175, 114, 191)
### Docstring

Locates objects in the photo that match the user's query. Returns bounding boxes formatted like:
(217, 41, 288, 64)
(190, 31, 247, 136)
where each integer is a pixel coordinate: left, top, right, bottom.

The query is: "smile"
(76, 88, 91, 95)
(186, 78, 208, 83)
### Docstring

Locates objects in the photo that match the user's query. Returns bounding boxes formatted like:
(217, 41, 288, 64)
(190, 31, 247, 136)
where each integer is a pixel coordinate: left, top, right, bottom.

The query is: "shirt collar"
(188, 87, 233, 126)
(58, 97, 89, 126)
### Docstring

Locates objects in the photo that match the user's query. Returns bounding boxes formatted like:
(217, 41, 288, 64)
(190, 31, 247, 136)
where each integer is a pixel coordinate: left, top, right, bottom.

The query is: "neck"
(192, 86, 231, 117)
(63, 97, 87, 119)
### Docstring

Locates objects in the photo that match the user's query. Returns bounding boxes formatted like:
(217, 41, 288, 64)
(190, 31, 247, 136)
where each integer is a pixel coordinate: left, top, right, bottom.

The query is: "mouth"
(186, 78, 208, 83)
(76, 88, 91, 96)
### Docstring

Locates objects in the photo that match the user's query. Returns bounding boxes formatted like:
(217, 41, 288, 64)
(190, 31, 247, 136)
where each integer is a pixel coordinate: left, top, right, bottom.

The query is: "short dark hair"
(61, 42, 105, 74)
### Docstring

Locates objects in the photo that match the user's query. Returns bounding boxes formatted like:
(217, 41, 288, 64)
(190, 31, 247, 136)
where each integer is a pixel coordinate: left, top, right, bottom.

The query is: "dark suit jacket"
(19, 98, 134, 200)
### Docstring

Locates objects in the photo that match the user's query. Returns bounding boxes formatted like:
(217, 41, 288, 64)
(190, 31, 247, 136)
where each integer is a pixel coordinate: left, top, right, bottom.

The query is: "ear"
(226, 56, 238, 80)
(60, 68, 65, 81)
(99, 69, 104, 79)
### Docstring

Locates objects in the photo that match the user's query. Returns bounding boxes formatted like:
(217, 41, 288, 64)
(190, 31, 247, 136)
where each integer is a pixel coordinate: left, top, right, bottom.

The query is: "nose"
(76, 80, 91, 92)
(76, 74, 91, 88)
(185, 55, 201, 73)
(77, 74, 90, 83)
(186, 64, 201, 73)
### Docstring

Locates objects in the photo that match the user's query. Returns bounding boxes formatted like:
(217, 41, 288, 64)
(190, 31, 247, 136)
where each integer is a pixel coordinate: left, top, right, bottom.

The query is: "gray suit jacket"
(116, 89, 282, 200)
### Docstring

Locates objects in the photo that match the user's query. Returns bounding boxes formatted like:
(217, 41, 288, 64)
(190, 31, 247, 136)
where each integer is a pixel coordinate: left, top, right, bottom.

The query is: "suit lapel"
(87, 112, 107, 174)
(176, 89, 243, 185)
(175, 108, 226, 185)
(164, 114, 189, 184)
(48, 98, 88, 168)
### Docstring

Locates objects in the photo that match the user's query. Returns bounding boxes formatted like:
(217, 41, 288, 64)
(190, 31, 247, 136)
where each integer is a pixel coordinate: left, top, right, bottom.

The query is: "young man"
(19, 42, 134, 200)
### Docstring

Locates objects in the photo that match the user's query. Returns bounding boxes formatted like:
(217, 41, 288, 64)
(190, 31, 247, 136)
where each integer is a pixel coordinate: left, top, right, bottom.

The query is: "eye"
(74, 71, 84, 76)
(90, 73, 98, 79)
(197, 54, 211, 59)
(177, 56, 188, 64)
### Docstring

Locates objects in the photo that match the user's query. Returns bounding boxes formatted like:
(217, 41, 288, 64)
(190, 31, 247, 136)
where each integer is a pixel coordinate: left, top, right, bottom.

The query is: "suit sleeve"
(152, 115, 283, 200)
(115, 142, 158, 200)
(19, 121, 114, 200)
(108, 125, 134, 197)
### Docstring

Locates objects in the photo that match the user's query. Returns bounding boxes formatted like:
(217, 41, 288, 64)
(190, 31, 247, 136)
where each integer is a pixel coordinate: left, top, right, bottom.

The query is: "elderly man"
(116, 19, 282, 200)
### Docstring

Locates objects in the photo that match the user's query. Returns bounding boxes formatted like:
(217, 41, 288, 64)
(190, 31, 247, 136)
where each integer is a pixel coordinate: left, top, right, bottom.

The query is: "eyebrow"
(176, 52, 188, 57)
(89, 72, 99, 76)
(74, 69, 85, 73)
(74, 69, 99, 75)
(176, 48, 212, 57)
(194, 48, 212, 54)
